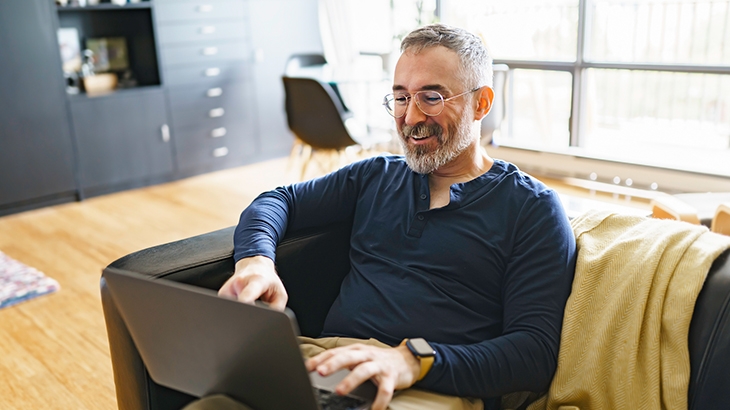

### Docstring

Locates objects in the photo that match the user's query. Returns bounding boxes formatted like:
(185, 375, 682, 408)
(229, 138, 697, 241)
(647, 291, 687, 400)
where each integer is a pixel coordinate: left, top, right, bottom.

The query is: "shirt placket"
(408, 178, 431, 238)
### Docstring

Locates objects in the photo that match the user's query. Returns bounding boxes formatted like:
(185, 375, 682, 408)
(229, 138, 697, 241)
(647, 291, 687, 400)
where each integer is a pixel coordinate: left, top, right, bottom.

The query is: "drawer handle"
(202, 47, 219, 56)
(209, 108, 225, 118)
(211, 127, 227, 138)
(204, 67, 220, 77)
(200, 26, 216, 34)
(198, 4, 213, 12)
(161, 124, 170, 142)
(212, 147, 229, 157)
(207, 87, 223, 97)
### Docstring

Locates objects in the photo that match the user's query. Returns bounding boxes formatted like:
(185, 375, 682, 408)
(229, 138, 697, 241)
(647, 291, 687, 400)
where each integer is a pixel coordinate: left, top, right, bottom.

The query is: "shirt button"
(420, 194, 427, 200)
(417, 215, 424, 221)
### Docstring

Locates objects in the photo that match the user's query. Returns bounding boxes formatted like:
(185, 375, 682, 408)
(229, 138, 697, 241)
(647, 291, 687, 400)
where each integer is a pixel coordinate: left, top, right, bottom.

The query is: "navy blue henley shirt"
(233, 155, 576, 408)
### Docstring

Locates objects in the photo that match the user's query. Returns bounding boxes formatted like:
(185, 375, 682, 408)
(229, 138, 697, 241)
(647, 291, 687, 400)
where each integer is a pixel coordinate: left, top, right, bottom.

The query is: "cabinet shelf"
(66, 84, 164, 101)
(57, 3, 151, 12)
(57, 4, 161, 88)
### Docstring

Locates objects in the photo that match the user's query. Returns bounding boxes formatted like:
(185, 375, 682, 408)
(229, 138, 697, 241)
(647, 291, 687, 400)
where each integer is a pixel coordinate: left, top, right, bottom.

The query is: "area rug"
(0, 251, 60, 309)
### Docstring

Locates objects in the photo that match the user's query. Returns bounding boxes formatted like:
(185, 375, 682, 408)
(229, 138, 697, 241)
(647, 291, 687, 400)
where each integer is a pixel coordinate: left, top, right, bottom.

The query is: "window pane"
(582, 69, 730, 174)
(587, 0, 730, 65)
(496, 69, 573, 149)
(442, 0, 579, 61)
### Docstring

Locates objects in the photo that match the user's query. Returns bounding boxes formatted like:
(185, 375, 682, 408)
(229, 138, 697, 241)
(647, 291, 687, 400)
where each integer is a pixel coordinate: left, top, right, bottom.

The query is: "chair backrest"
(481, 64, 509, 144)
(282, 76, 358, 150)
(285, 53, 328, 75)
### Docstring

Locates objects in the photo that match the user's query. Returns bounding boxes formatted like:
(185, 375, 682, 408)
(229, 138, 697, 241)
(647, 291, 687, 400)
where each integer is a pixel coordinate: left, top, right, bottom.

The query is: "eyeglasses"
(382, 87, 482, 118)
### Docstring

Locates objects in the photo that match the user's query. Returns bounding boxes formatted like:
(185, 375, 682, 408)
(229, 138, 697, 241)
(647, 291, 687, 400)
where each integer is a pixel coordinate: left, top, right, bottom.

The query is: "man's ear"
(474, 86, 494, 121)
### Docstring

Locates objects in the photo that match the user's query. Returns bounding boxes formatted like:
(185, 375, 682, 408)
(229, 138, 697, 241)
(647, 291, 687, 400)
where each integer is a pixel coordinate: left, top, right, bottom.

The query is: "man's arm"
(418, 190, 577, 398)
(219, 159, 371, 308)
(219, 255, 287, 310)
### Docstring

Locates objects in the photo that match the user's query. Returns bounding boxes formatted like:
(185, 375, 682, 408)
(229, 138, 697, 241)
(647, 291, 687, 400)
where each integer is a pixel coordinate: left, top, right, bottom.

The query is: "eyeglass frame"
(382, 86, 483, 118)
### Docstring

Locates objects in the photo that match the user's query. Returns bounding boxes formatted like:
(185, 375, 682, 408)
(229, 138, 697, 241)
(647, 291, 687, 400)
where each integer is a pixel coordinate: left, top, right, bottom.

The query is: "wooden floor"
(0, 157, 299, 410)
(0, 154, 650, 409)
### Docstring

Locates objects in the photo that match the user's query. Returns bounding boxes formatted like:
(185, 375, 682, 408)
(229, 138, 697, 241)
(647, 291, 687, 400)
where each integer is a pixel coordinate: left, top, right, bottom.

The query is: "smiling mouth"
(410, 135, 432, 140)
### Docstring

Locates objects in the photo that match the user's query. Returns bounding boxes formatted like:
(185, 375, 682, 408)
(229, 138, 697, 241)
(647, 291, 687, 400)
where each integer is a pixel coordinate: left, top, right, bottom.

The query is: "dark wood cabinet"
(0, 0, 78, 215)
(69, 89, 173, 196)
(155, 0, 259, 176)
(0, 0, 322, 216)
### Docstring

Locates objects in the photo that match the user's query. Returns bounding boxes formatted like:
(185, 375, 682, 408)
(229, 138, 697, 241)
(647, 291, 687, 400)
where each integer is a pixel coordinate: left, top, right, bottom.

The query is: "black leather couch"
(101, 221, 730, 410)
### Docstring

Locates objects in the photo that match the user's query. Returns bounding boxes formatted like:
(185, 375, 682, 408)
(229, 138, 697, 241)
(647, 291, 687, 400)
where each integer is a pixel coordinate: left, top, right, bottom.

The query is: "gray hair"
(400, 23, 493, 89)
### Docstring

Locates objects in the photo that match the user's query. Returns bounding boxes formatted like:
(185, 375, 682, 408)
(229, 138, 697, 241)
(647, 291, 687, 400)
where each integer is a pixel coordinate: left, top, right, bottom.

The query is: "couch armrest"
(689, 248, 730, 410)
(102, 221, 352, 410)
(102, 227, 236, 410)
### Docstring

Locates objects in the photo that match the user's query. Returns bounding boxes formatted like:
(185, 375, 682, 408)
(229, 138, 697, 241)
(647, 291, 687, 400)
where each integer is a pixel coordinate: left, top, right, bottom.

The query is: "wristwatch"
(402, 338, 435, 381)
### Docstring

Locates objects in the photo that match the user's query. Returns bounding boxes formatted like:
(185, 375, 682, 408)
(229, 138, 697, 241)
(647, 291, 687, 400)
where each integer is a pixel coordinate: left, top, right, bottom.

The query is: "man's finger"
(234, 276, 266, 304)
(316, 348, 371, 377)
(336, 360, 379, 395)
(266, 287, 288, 311)
(370, 376, 395, 410)
(305, 347, 342, 372)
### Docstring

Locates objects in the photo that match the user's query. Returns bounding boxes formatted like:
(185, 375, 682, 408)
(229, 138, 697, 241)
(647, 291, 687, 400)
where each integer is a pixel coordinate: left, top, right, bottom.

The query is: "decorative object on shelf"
(57, 27, 82, 73)
(80, 49, 118, 96)
(83, 73, 118, 96)
(86, 37, 129, 72)
(57, 27, 82, 93)
(117, 69, 138, 89)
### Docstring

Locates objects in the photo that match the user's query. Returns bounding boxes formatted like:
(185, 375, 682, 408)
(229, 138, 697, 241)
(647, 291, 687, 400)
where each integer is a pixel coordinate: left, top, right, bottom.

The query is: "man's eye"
(422, 96, 441, 105)
(394, 96, 409, 104)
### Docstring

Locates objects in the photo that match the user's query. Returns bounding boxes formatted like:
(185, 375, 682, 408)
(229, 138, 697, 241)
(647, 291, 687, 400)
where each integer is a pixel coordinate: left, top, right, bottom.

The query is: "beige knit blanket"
(528, 210, 730, 410)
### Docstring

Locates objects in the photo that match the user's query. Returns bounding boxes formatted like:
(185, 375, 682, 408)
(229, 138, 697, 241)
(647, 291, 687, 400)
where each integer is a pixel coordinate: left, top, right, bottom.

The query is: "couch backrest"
(688, 248, 730, 409)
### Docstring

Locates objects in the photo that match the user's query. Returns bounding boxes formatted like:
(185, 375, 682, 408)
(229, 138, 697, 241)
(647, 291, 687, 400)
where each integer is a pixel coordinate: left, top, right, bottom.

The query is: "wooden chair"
(712, 202, 730, 236)
(651, 193, 730, 232)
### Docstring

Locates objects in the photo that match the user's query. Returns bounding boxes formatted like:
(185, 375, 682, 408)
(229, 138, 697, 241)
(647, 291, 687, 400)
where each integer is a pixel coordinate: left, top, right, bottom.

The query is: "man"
(216, 24, 576, 410)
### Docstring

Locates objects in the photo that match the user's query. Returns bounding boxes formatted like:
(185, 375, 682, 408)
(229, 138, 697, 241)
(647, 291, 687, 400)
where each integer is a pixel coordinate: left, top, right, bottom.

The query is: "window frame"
(440, 0, 730, 192)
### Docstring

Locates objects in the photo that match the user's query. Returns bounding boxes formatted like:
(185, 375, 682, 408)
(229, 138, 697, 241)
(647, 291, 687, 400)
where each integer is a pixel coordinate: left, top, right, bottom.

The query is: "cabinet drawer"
(161, 41, 249, 66)
(169, 95, 249, 129)
(174, 120, 256, 169)
(157, 21, 246, 45)
(167, 81, 249, 112)
(163, 62, 250, 86)
(174, 119, 253, 146)
(155, 0, 246, 23)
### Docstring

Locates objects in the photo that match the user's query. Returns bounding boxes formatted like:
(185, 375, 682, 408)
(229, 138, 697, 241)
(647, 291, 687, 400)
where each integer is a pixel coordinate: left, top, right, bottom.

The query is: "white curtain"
(318, 0, 359, 76)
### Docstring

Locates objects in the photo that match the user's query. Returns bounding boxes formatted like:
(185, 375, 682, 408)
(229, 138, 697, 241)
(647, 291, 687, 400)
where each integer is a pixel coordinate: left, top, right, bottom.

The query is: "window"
(442, 0, 730, 192)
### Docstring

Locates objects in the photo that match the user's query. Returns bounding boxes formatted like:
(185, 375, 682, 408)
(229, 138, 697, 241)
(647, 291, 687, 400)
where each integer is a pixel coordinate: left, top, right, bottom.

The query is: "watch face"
(408, 338, 435, 356)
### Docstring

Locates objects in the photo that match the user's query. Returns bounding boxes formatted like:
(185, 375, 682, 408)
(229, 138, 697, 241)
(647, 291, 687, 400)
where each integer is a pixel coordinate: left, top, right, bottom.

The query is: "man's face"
(392, 46, 476, 174)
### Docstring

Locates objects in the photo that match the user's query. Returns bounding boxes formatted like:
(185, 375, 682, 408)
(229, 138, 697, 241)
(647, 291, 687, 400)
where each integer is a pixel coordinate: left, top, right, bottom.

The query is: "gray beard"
(398, 115, 474, 174)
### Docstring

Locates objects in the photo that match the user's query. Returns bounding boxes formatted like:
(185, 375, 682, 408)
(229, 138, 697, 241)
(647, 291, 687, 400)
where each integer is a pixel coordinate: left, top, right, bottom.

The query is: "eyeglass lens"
(384, 91, 445, 118)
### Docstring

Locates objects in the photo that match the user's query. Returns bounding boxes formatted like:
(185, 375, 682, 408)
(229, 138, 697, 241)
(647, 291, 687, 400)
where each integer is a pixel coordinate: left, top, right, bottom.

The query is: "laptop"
(102, 266, 376, 410)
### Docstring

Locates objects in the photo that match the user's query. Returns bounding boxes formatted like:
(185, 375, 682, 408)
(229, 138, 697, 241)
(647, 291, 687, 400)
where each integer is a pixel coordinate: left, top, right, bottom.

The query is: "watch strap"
(400, 339, 434, 381)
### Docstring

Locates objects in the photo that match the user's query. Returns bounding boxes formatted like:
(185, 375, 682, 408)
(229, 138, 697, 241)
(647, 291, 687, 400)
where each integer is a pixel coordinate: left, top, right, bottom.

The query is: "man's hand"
(305, 343, 421, 410)
(218, 255, 288, 311)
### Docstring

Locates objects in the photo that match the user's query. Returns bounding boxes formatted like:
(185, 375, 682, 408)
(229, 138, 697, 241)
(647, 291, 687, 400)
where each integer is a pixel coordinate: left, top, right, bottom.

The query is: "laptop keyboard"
(315, 387, 368, 410)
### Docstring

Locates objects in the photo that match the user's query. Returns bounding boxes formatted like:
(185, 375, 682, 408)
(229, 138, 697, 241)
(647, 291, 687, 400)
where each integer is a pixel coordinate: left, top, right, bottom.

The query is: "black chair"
(282, 76, 389, 179)
(101, 220, 730, 410)
(481, 64, 509, 145)
(284, 53, 350, 113)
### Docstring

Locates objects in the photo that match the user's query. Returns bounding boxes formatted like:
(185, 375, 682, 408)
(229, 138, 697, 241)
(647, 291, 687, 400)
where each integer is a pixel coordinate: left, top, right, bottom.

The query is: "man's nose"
(403, 98, 427, 126)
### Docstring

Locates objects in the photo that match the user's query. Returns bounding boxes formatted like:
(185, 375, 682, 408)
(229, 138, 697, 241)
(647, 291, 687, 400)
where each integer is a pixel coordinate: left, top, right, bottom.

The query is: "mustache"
(400, 123, 443, 139)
